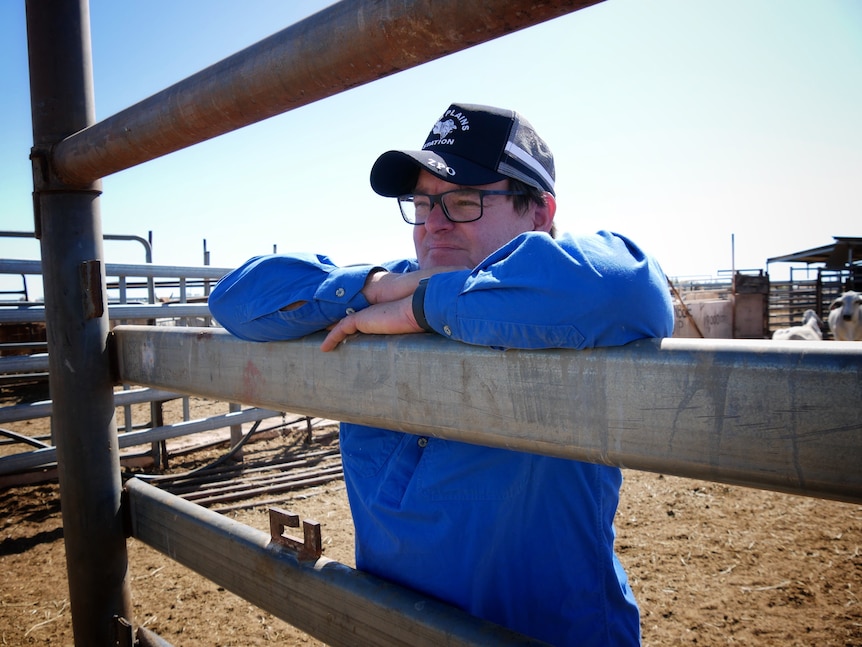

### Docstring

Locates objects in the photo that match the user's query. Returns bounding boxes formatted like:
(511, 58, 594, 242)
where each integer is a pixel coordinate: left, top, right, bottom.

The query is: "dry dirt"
(1, 386, 861, 646)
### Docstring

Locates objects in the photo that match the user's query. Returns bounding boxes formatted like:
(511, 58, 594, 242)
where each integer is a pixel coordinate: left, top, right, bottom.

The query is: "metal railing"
(112, 325, 862, 505)
(21, 0, 861, 645)
(0, 254, 278, 480)
(1, 230, 156, 303)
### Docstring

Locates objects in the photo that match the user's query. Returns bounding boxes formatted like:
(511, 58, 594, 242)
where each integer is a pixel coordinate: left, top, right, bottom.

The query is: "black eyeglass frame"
(397, 189, 527, 225)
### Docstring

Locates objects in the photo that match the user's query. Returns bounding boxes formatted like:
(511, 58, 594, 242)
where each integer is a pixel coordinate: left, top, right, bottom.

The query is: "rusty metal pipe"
(25, 0, 132, 643)
(51, 0, 602, 186)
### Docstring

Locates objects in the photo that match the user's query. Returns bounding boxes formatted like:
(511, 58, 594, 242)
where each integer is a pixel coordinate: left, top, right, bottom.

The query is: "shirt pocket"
(340, 423, 404, 478)
(415, 440, 532, 501)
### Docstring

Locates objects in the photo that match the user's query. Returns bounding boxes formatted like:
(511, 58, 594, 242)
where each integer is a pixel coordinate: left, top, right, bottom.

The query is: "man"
(209, 103, 674, 645)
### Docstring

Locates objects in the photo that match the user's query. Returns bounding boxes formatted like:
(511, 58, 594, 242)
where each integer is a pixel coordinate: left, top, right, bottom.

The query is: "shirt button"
(443, 325, 452, 336)
(345, 308, 356, 315)
(335, 287, 345, 298)
(417, 437, 428, 448)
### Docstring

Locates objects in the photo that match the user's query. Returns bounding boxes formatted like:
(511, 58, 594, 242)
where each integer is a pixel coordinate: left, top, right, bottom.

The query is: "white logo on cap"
(432, 119, 457, 140)
(426, 111, 471, 149)
(424, 157, 456, 176)
(443, 109, 470, 132)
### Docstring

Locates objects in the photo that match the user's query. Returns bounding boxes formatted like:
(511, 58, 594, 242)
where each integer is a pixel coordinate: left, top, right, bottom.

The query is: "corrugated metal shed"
(767, 236, 862, 270)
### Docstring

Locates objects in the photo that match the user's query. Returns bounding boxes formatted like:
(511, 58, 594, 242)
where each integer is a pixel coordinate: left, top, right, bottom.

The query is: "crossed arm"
(209, 232, 676, 353)
(321, 266, 463, 351)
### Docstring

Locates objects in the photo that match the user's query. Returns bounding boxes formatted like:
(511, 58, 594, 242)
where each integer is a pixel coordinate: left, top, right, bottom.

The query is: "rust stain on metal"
(268, 507, 322, 561)
(241, 359, 264, 404)
(51, 0, 602, 185)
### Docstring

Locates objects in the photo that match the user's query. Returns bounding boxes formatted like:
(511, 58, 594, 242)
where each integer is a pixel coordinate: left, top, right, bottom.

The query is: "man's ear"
(533, 193, 556, 233)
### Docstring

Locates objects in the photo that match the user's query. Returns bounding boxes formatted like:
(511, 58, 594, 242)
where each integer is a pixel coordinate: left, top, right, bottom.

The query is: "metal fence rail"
(0, 302, 211, 324)
(0, 258, 229, 305)
(0, 259, 225, 329)
(0, 406, 282, 475)
(0, 258, 229, 281)
(0, 353, 49, 374)
(112, 325, 862, 505)
(50, 0, 602, 185)
(125, 477, 546, 647)
(25, 0, 862, 645)
(0, 386, 179, 424)
(1, 230, 158, 303)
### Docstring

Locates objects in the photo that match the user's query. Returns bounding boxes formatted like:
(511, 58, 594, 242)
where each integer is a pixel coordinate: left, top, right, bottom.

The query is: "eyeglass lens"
(398, 190, 484, 224)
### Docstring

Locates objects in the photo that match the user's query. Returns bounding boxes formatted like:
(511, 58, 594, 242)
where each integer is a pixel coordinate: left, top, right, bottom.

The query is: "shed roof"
(767, 236, 862, 269)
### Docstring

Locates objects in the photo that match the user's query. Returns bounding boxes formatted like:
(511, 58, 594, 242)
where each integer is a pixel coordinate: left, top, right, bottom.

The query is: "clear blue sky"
(2, 1, 861, 299)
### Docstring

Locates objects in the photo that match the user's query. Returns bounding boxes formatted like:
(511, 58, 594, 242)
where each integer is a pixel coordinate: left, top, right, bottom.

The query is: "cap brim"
(370, 150, 507, 197)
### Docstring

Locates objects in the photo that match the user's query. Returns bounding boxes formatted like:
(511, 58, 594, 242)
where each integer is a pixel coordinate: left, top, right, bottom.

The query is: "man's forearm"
(362, 265, 466, 306)
(320, 296, 420, 351)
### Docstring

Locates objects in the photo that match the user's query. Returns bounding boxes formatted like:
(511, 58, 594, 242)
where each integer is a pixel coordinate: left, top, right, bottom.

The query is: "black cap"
(370, 103, 556, 197)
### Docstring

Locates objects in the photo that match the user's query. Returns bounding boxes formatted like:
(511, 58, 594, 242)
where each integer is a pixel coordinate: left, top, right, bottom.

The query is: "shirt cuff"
(315, 264, 378, 318)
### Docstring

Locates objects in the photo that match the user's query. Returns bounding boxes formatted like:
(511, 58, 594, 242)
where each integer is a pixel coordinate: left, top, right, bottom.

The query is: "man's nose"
(424, 201, 453, 231)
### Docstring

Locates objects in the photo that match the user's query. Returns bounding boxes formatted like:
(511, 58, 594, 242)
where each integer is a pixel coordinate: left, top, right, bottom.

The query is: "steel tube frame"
(49, 0, 602, 185)
(113, 326, 862, 504)
(0, 406, 282, 475)
(0, 302, 211, 324)
(0, 353, 49, 375)
(2, 230, 154, 262)
(25, 1, 132, 643)
(0, 387, 184, 424)
(0, 258, 231, 279)
(125, 477, 545, 646)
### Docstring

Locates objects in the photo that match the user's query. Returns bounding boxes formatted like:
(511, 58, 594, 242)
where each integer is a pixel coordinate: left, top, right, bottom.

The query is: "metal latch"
(268, 507, 322, 561)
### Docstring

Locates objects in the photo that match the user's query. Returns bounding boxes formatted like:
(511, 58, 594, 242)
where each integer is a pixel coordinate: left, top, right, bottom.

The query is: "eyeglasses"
(397, 189, 526, 225)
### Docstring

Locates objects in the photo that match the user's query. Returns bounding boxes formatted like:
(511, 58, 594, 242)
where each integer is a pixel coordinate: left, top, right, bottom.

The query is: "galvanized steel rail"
(0, 386, 179, 423)
(113, 325, 862, 504)
(0, 258, 230, 280)
(0, 302, 211, 324)
(0, 405, 282, 475)
(125, 477, 547, 646)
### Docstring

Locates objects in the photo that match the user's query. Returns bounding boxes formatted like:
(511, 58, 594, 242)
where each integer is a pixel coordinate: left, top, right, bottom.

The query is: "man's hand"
(321, 295, 419, 351)
(362, 266, 464, 305)
(324, 266, 466, 351)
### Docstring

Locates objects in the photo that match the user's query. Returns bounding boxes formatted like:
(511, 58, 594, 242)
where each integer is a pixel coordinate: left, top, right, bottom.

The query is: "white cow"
(827, 290, 862, 341)
(772, 309, 823, 341)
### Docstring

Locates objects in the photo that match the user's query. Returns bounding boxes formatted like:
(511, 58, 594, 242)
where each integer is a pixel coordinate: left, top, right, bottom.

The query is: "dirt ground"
(1, 388, 861, 646)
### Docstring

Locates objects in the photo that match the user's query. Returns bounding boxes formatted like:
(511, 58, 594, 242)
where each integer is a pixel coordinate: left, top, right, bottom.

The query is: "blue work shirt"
(209, 230, 674, 645)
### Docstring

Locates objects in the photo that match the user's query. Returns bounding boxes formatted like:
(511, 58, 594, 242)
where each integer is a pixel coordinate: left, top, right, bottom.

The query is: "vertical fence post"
(25, 1, 132, 644)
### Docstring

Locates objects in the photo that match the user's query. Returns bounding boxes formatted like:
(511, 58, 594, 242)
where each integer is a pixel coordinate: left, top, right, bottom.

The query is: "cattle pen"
(10, 1, 862, 645)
